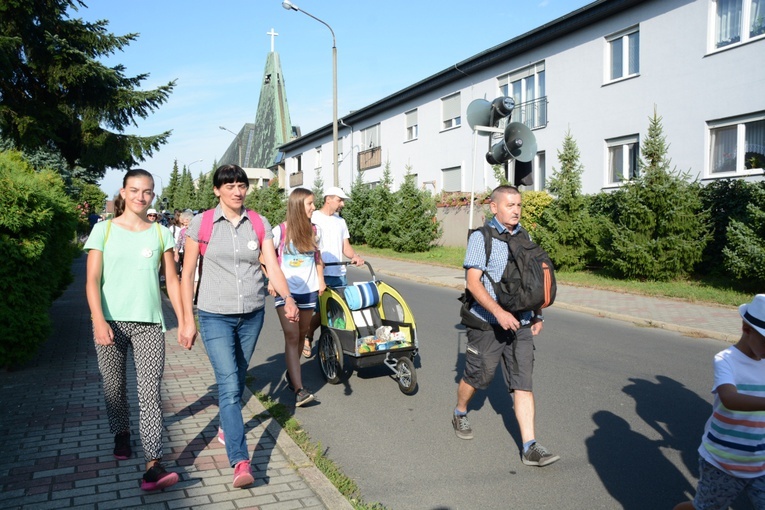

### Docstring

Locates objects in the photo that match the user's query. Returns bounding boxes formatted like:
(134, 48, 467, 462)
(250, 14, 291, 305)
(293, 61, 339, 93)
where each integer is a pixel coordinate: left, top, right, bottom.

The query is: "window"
(607, 27, 639, 81)
(337, 137, 343, 160)
(405, 109, 418, 141)
(709, 113, 765, 174)
(314, 147, 322, 169)
(714, 0, 764, 49)
(607, 136, 639, 184)
(441, 93, 461, 130)
(442, 166, 461, 192)
(536, 152, 546, 191)
(361, 124, 380, 149)
(499, 61, 546, 129)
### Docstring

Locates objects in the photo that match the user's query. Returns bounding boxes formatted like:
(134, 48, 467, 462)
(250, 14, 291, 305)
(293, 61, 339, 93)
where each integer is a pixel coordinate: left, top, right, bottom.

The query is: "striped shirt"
(463, 217, 533, 325)
(699, 345, 765, 478)
(187, 205, 273, 315)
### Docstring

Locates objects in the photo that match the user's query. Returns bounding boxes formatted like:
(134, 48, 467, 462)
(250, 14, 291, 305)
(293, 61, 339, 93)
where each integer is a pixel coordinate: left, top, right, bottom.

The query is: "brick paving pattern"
(0, 255, 349, 510)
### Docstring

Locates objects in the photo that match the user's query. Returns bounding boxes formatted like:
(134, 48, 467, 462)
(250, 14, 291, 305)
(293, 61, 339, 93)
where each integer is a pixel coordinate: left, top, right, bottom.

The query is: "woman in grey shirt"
(179, 164, 298, 489)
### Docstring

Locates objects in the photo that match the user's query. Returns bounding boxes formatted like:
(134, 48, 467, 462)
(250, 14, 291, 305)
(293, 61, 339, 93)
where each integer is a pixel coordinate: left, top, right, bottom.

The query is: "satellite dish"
(466, 99, 492, 132)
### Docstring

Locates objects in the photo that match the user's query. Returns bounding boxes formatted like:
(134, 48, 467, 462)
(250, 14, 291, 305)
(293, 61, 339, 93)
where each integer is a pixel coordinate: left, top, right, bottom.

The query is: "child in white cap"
(674, 294, 765, 510)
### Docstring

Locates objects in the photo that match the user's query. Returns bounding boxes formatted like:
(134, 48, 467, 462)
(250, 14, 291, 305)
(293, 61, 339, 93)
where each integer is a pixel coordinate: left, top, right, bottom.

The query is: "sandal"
(302, 337, 313, 358)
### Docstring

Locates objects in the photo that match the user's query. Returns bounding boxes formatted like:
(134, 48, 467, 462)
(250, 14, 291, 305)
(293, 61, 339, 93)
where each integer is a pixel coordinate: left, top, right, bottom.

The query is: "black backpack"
(460, 225, 556, 328)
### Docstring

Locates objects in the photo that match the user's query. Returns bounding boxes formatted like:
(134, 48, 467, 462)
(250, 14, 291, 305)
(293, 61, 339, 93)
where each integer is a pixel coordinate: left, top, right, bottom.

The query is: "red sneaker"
(233, 460, 254, 488)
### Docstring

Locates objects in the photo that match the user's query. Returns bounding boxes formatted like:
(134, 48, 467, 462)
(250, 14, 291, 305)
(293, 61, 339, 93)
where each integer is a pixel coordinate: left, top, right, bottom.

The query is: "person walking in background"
(174, 209, 193, 277)
(452, 185, 558, 467)
(177, 164, 298, 489)
(269, 188, 326, 407)
(146, 208, 158, 222)
(84, 169, 185, 491)
(304, 186, 364, 357)
(673, 294, 765, 510)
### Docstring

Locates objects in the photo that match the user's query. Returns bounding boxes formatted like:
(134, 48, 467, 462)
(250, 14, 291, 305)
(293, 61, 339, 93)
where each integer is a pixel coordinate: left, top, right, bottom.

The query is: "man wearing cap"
(304, 186, 364, 357)
(673, 294, 765, 510)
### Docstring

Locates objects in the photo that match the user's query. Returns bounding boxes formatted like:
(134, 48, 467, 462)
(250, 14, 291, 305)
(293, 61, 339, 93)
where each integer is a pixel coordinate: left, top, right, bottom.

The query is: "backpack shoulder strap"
(276, 222, 287, 266)
(155, 223, 164, 253)
(198, 209, 215, 256)
(104, 219, 112, 245)
(245, 209, 265, 245)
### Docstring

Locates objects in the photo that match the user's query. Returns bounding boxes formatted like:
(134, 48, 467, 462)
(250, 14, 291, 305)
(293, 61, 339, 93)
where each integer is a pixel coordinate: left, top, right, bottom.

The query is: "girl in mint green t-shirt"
(84, 169, 184, 492)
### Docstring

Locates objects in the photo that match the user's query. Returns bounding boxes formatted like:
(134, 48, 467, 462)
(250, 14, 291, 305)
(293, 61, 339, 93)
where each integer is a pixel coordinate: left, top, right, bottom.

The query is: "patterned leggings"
(95, 321, 165, 462)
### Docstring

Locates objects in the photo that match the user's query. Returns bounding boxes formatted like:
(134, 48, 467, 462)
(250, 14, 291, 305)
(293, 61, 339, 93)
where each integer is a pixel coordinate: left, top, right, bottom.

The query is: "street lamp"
(182, 159, 203, 173)
(282, 0, 338, 187)
(219, 126, 242, 166)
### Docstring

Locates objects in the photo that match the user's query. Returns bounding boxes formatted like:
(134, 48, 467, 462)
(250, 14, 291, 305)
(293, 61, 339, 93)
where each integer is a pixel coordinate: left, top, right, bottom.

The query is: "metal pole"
(332, 44, 338, 187)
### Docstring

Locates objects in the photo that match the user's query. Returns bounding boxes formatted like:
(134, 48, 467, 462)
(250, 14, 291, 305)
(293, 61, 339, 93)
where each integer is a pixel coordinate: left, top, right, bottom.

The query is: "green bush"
(0, 150, 78, 367)
(723, 183, 765, 286)
(596, 109, 709, 280)
(698, 178, 764, 274)
(389, 170, 441, 252)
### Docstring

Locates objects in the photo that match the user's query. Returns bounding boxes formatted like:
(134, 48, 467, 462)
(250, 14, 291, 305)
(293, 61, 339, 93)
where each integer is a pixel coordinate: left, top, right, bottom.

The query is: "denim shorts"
(275, 291, 318, 310)
(693, 457, 765, 509)
(462, 324, 534, 391)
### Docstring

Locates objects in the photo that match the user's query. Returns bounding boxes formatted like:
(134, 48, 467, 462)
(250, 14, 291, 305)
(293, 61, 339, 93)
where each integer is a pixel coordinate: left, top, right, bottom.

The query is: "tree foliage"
(596, 108, 709, 280)
(0, 0, 175, 181)
(723, 183, 765, 286)
(362, 162, 395, 248)
(389, 168, 441, 252)
(534, 130, 597, 270)
(244, 179, 286, 226)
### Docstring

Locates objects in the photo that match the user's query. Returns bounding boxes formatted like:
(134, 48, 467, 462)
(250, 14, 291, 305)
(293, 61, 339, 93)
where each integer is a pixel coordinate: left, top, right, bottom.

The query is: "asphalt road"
(246, 268, 748, 510)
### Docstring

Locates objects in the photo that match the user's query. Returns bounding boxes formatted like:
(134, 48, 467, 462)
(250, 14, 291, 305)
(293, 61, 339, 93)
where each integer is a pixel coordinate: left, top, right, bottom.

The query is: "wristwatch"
(535, 314, 544, 322)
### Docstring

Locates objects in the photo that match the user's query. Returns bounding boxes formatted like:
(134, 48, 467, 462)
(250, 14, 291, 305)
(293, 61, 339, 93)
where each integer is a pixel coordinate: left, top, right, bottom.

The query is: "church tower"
(219, 29, 294, 181)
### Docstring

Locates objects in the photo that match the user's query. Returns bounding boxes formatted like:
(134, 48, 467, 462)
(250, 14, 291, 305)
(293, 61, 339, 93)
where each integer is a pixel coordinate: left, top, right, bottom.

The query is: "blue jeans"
(198, 308, 265, 466)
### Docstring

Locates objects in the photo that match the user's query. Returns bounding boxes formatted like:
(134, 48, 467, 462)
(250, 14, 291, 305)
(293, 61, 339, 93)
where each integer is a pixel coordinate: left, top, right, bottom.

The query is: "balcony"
(513, 96, 548, 130)
(289, 171, 303, 187)
(358, 146, 382, 171)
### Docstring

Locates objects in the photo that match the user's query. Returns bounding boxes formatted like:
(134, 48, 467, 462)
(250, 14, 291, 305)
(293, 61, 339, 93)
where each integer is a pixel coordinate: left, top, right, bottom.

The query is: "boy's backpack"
(197, 208, 265, 256)
(460, 225, 556, 327)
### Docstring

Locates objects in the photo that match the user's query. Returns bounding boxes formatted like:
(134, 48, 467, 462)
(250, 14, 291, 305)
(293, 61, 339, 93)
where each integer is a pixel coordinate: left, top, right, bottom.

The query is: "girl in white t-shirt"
(84, 169, 184, 491)
(269, 188, 326, 407)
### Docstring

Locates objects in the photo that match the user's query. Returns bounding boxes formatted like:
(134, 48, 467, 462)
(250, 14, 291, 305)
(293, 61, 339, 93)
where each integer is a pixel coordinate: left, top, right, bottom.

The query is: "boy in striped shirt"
(675, 294, 765, 510)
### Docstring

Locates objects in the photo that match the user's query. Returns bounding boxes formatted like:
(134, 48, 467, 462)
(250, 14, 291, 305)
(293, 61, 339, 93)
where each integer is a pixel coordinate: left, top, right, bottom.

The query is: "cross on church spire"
(267, 28, 278, 52)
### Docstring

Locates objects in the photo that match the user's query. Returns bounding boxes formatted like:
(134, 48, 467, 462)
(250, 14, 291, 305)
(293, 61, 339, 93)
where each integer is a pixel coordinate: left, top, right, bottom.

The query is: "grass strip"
(254, 391, 388, 510)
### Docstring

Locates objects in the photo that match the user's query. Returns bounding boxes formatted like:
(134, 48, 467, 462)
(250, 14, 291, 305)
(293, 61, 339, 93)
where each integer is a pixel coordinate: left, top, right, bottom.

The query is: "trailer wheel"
(319, 329, 344, 384)
(396, 356, 417, 394)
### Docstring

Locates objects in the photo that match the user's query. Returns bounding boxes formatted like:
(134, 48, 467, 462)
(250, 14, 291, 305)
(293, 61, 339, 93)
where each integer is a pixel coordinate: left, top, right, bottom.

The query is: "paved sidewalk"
(360, 255, 743, 343)
(0, 255, 351, 510)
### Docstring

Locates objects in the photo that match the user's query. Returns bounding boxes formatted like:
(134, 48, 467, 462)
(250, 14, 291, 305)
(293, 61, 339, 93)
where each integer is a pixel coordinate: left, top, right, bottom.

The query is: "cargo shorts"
(462, 324, 535, 392)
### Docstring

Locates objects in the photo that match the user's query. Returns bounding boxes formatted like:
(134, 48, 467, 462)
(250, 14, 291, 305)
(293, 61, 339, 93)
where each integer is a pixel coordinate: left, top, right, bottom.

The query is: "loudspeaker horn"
(485, 122, 538, 165)
(466, 99, 492, 133)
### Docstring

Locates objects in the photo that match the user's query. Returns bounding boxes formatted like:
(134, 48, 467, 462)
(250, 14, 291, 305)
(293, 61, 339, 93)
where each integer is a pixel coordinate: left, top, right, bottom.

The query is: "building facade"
(279, 0, 765, 197)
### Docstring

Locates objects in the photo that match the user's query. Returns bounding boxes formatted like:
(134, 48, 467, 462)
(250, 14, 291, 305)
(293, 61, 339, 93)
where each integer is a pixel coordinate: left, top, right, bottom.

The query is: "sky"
(76, 0, 593, 198)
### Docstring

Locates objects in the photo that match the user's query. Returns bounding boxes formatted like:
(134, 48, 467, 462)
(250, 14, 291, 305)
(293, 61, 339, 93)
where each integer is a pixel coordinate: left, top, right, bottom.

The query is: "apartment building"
(279, 0, 765, 196)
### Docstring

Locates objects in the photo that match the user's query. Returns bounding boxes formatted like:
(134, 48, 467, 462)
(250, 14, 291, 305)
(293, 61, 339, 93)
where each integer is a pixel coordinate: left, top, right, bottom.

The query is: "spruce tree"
(598, 108, 709, 280)
(312, 167, 324, 208)
(534, 130, 597, 270)
(344, 171, 373, 245)
(0, 0, 175, 180)
(162, 160, 180, 209)
(175, 166, 195, 210)
(195, 170, 216, 211)
(389, 168, 441, 252)
(723, 183, 765, 286)
(244, 179, 286, 226)
(363, 162, 395, 248)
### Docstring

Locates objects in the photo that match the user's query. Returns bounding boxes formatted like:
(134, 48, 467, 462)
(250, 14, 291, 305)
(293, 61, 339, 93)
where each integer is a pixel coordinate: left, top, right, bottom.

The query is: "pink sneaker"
(217, 427, 225, 445)
(233, 460, 254, 488)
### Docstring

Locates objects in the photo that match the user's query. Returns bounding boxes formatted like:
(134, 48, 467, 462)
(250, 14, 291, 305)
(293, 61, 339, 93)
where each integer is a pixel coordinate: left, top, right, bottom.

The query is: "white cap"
(147, 208, 158, 215)
(324, 186, 350, 199)
(740, 294, 765, 337)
